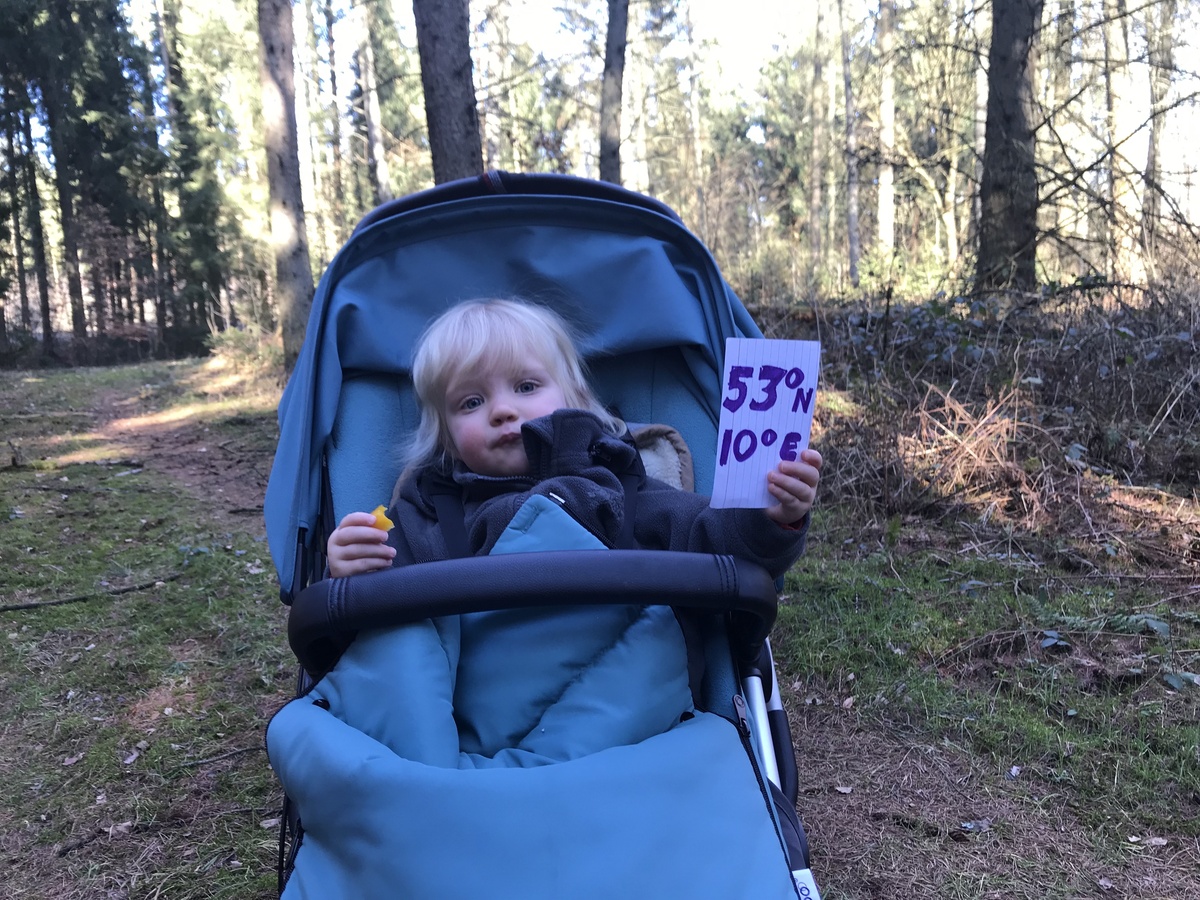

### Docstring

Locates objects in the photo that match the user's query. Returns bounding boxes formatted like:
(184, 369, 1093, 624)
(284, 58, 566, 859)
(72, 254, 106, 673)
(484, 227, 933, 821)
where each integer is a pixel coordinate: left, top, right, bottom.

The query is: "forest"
(3, 3, 1200, 896)
(1, 0, 1198, 370)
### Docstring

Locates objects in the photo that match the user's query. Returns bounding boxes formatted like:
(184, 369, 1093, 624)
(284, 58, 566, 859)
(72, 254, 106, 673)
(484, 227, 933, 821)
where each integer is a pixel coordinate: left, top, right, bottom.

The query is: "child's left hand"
(764, 448, 823, 527)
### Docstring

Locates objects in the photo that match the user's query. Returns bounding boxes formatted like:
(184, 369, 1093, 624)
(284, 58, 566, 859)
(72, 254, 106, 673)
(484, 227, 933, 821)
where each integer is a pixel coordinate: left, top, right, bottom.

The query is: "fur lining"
(630, 423, 694, 492)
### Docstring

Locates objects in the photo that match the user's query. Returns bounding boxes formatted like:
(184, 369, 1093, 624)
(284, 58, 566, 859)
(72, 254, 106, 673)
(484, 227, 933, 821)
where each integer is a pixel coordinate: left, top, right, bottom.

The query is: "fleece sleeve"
(633, 479, 809, 581)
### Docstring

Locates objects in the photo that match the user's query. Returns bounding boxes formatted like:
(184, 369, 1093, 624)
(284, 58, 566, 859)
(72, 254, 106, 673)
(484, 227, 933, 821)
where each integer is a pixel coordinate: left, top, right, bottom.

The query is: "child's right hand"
(327, 511, 397, 577)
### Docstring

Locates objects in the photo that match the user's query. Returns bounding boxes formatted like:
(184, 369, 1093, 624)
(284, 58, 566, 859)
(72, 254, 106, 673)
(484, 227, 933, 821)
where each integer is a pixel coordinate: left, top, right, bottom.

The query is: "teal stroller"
(263, 172, 820, 898)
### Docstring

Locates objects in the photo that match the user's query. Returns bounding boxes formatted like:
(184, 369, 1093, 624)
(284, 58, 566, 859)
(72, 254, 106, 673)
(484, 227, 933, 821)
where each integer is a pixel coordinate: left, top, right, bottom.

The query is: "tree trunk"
(1102, 0, 1144, 283)
(976, 0, 1043, 291)
(1046, 0, 1077, 275)
(877, 0, 896, 260)
(259, 0, 316, 373)
(301, 0, 328, 268)
(4, 100, 31, 330)
(599, 0, 630, 184)
(944, 141, 960, 265)
(808, 9, 825, 287)
(17, 95, 54, 352)
(826, 54, 839, 278)
(478, 5, 503, 170)
(42, 98, 87, 337)
(624, 38, 650, 192)
(683, 5, 708, 241)
(322, 0, 346, 242)
(88, 255, 108, 335)
(838, 0, 861, 286)
(412, 0, 483, 184)
(1142, 0, 1174, 275)
(155, 0, 184, 328)
(355, 1, 393, 204)
(139, 47, 171, 341)
(971, 0, 989, 250)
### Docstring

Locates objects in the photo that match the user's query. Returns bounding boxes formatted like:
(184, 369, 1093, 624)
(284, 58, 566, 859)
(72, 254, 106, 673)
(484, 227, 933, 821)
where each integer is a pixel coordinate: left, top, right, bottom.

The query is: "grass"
(1, 362, 286, 900)
(2, 354, 1198, 899)
(776, 513, 1200, 898)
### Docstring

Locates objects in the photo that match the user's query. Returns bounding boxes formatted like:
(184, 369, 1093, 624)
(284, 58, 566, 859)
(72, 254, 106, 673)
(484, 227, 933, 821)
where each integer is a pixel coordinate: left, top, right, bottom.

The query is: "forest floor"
(1, 334, 1198, 898)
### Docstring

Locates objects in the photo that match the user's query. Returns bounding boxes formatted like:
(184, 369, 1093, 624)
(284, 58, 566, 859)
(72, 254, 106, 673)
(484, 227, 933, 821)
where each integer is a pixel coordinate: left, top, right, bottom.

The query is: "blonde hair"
(402, 298, 622, 475)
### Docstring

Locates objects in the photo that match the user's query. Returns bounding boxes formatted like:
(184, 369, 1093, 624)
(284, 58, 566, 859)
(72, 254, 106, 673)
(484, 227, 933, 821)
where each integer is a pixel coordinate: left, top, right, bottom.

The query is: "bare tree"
(876, 0, 896, 261)
(683, 5, 708, 241)
(976, 0, 1044, 291)
(3, 101, 30, 331)
(412, 0, 483, 184)
(599, 0, 630, 184)
(354, 0, 393, 204)
(16, 91, 53, 351)
(259, 0, 315, 372)
(808, 8, 825, 287)
(321, 0, 345, 240)
(838, 0, 861, 286)
(1142, 0, 1177, 273)
(1102, 0, 1145, 282)
(971, 0, 989, 249)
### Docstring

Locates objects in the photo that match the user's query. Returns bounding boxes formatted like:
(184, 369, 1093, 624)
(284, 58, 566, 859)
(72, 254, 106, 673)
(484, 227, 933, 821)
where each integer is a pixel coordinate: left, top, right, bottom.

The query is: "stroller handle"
(288, 550, 779, 677)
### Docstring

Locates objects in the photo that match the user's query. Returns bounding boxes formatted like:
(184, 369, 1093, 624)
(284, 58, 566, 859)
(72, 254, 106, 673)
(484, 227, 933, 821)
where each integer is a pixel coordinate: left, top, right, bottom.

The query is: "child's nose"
(490, 401, 517, 424)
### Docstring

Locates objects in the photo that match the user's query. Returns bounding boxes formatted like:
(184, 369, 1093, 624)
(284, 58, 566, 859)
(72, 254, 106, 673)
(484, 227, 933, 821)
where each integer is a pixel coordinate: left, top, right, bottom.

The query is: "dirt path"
(94, 375, 276, 532)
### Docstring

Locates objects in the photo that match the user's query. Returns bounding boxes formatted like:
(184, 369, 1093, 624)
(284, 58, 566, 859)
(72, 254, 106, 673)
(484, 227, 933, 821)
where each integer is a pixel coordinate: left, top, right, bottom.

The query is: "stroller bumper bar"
(288, 550, 779, 677)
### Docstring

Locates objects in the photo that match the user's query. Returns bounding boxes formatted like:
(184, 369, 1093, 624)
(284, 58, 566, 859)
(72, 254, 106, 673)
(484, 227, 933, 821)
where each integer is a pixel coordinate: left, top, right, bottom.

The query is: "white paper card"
(710, 338, 821, 509)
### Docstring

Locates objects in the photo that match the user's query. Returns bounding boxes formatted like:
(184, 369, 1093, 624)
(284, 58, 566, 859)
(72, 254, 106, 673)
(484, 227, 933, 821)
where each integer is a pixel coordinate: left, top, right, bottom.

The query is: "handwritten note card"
(710, 338, 821, 509)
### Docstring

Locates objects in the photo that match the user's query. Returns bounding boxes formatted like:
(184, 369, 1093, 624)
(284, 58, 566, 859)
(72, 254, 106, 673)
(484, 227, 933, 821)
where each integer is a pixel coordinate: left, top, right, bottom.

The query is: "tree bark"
(4, 100, 30, 330)
(259, 0, 315, 373)
(323, 0, 345, 237)
(42, 95, 87, 337)
(1102, 0, 1144, 283)
(17, 94, 53, 352)
(877, 0, 896, 260)
(826, 53, 839, 278)
(1045, 0, 1077, 274)
(976, 0, 1043, 291)
(1141, 0, 1174, 275)
(412, 0, 483, 184)
(971, 0, 989, 250)
(355, 0, 393, 204)
(301, 0, 328, 267)
(838, 0, 861, 286)
(808, 9, 825, 286)
(599, 0, 630, 184)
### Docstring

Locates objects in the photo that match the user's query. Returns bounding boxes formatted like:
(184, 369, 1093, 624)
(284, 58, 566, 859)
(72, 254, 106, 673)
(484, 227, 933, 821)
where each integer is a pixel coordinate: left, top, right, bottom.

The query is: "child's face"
(442, 358, 567, 476)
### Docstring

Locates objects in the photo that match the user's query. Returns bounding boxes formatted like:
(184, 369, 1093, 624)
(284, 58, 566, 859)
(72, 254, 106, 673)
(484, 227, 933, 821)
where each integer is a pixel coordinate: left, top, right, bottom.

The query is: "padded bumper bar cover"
(288, 550, 778, 677)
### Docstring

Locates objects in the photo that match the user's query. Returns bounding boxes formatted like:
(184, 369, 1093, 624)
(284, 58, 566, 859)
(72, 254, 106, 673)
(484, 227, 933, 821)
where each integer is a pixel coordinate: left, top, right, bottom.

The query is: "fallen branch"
(176, 746, 262, 769)
(55, 827, 104, 857)
(0, 572, 184, 613)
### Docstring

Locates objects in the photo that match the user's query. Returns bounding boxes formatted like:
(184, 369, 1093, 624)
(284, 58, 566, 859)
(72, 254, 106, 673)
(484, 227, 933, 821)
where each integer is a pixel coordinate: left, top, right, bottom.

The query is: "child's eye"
(459, 396, 483, 411)
(516, 380, 538, 394)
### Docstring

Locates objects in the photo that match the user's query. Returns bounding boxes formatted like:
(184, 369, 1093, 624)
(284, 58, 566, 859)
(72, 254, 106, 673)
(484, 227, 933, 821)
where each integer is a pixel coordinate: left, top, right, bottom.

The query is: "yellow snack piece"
(370, 504, 394, 532)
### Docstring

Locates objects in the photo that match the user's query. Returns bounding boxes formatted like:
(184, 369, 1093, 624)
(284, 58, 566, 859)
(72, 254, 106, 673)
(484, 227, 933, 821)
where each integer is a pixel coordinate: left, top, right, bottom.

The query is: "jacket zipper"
(546, 492, 615, 549)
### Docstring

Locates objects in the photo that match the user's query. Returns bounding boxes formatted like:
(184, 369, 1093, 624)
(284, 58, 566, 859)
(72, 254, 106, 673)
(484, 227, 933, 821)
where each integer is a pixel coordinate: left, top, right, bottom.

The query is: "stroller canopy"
(264, 172, 764, 597)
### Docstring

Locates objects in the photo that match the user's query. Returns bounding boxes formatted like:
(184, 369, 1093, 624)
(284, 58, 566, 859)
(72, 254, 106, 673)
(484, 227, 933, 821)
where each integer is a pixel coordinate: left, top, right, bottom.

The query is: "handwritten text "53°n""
(722, 365, 815, 415)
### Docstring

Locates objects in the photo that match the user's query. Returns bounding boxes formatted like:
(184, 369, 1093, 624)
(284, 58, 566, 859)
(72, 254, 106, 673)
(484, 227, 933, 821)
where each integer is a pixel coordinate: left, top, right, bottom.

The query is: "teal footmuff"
(266, 495, 798, 898)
